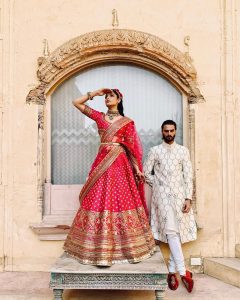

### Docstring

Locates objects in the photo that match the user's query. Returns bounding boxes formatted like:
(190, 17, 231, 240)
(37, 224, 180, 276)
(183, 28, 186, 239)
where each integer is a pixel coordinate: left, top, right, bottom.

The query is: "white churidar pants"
(165, 204, 186, 276)
(167, 231, 186, 276)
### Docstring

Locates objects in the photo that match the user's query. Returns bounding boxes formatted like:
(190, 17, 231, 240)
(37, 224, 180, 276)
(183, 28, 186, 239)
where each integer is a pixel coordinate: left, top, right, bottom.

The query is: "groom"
(143, 120, 197, 293)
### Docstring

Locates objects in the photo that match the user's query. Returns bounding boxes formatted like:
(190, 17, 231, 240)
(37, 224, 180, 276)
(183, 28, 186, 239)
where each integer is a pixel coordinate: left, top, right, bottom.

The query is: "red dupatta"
(119, 121, 148, 216)
(101, 116, 148, 216)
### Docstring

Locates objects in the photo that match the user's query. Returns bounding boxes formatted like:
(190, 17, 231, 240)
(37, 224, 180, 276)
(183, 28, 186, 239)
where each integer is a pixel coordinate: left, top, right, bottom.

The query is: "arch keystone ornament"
(27, 29, 204, 223)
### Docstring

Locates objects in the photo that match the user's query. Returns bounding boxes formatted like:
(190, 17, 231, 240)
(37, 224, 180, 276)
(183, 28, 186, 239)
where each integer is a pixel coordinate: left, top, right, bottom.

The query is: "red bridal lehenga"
(63, 105, 155, 266)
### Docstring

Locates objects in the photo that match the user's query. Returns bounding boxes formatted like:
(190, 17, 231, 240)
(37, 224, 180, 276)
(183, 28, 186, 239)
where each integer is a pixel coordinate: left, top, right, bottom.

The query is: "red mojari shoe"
(181, 271, 194, 293)
(167, 273, 179, 290)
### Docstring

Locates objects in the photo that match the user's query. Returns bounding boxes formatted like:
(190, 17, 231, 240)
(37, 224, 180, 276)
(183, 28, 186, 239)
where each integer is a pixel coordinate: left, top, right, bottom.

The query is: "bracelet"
(87, 91, 93, 100)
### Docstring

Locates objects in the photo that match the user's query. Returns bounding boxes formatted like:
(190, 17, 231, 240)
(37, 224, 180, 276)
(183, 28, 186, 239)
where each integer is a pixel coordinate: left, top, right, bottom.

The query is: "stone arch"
(26, 29, 204, 104)
(27, 29, 204, 220)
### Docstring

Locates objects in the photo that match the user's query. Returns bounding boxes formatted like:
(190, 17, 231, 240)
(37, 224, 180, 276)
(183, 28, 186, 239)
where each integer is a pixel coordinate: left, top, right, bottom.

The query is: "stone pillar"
(53, 289, 63, 300)
(220, 0, 238, 257)
(0, 0, 14, 272)
(155, 290, 166, 300)
(0, 0, 3, 271)
(234, 0, 240, 249)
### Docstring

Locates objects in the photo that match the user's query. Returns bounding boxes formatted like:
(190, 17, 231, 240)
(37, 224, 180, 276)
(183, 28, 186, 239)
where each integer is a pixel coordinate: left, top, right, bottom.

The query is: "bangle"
(87, 92, 93, 100)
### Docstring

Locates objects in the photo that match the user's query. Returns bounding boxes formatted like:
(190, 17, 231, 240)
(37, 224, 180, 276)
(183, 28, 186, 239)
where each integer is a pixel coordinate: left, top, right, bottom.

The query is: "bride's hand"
(94, 88, 112, 96)
(135, 170, 145, 183)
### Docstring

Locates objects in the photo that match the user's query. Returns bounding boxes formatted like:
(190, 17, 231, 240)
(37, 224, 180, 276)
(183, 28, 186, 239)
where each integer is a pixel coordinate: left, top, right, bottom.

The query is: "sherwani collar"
(162, 141, 177, 150)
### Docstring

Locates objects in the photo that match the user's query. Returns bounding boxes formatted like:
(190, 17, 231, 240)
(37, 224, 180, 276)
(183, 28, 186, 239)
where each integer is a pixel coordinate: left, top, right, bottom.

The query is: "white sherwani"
(144, 141, 197, 244)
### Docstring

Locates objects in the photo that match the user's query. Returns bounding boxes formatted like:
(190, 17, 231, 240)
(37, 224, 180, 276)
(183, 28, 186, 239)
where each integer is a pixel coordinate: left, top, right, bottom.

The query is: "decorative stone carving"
(53, 289, 63, 300)
(189, 104, 197, 213)
(37, 105, 45, 212)
(38, 109, 44, 130)
(155, 290, 166, 300)
(112, 9, 119, 28)
(42, 39, 50, 57)
(51, 273, 167, 290)
(50, 250, 168, 300)
(26, 29, 205, 105)
(26, 82, 47, 105)
(183, 35, 193, 65)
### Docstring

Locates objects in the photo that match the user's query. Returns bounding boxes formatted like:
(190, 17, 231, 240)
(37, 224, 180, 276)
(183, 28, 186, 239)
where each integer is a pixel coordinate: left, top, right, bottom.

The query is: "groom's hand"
(182, 199, 191, 213)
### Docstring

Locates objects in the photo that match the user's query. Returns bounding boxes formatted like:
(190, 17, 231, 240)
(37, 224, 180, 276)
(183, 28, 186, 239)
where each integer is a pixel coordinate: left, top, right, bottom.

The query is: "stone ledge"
(235, 244, 240, 258)
(204, 257, 240, 288)
(30, 223, 70, 241)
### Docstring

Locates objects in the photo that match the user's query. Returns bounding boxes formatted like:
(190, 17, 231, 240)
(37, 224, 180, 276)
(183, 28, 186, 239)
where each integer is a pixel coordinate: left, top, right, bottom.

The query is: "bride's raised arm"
(72, 88, 111, 112)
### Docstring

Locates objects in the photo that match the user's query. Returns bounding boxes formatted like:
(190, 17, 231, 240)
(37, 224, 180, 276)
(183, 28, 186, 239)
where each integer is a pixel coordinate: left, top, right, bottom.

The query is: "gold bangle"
(87, 91, 93, 100)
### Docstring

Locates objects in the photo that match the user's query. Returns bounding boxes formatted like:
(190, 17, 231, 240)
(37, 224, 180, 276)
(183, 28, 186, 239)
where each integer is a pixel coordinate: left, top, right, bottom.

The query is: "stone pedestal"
(50, 249, 168, 300)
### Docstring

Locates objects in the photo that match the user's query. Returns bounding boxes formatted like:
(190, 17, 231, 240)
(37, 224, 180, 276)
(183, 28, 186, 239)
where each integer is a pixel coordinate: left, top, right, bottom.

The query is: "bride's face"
(105, 91, 119, 107)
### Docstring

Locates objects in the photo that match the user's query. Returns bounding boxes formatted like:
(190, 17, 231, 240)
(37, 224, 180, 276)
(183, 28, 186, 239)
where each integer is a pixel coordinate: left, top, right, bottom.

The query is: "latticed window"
(51, 64, 183, 185)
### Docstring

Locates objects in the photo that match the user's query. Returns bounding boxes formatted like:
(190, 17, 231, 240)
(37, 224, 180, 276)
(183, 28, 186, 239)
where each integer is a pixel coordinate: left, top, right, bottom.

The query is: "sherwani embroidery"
(144, 141, 197, 244)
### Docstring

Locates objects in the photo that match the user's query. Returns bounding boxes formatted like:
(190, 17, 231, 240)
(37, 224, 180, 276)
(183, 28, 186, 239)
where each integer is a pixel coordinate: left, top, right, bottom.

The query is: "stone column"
(220, 0, 238, 257)
(234, 0, 240, 249)
(53, 289, 63, 300)
(0, 0, 15, 271)
(155, 290, 166, 300)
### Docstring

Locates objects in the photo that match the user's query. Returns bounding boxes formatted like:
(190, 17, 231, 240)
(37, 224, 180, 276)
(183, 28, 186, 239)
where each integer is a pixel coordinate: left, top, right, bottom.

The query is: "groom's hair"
(161, 120, 177, 130)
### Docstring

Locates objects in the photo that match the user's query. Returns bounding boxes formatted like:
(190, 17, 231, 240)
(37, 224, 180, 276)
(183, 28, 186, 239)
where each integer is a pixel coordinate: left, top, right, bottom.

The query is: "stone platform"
(50, 249, 168, 300)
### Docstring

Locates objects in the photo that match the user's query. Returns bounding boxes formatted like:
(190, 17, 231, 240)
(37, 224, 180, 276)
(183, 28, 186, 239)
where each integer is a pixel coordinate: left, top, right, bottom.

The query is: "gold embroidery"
(64, 207, 155, 266)
(101, 117, 132, 143)
(79, 146, 124, 202)
(127, 151, 139, 171)
(83, 105, 92, 117)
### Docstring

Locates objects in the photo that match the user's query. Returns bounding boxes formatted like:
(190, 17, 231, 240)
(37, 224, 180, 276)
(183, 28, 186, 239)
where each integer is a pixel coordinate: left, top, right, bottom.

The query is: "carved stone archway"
(27, 29, 204, 227)
(27, 29, 204, 104)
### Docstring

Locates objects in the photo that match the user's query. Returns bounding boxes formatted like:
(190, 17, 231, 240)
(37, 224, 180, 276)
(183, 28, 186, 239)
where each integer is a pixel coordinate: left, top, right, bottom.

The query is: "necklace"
(106, 110, 120, 120)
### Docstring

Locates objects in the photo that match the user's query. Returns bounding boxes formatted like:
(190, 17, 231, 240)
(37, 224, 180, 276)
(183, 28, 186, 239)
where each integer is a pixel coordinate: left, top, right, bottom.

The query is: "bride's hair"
(112, 89, 124, 116)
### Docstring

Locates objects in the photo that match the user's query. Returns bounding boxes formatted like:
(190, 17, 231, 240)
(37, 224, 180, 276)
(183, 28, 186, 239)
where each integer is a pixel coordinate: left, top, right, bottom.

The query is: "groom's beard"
(163, 134, 175, 143)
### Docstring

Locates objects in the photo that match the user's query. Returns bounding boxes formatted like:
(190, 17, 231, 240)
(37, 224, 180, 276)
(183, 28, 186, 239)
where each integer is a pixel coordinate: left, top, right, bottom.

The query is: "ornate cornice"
(26, 82, 47, 105)
(26, 29, 205, 105)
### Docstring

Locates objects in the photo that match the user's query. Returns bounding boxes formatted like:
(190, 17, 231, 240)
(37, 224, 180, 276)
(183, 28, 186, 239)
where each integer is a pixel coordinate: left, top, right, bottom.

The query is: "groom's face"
(162, 124, 176, 144)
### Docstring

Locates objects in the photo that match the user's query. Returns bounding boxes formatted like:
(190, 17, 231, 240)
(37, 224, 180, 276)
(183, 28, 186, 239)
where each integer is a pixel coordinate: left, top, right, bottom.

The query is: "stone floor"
(0, 272, 239, 300)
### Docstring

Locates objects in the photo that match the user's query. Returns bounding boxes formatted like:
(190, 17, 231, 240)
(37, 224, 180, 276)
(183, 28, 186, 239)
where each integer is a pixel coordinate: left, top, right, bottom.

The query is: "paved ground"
(0, 272, 239, 300)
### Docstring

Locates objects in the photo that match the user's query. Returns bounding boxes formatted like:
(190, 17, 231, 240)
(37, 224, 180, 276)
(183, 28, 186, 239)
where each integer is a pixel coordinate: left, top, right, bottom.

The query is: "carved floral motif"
(26, 29, 205, 105)
(50, 273, 167, 290)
